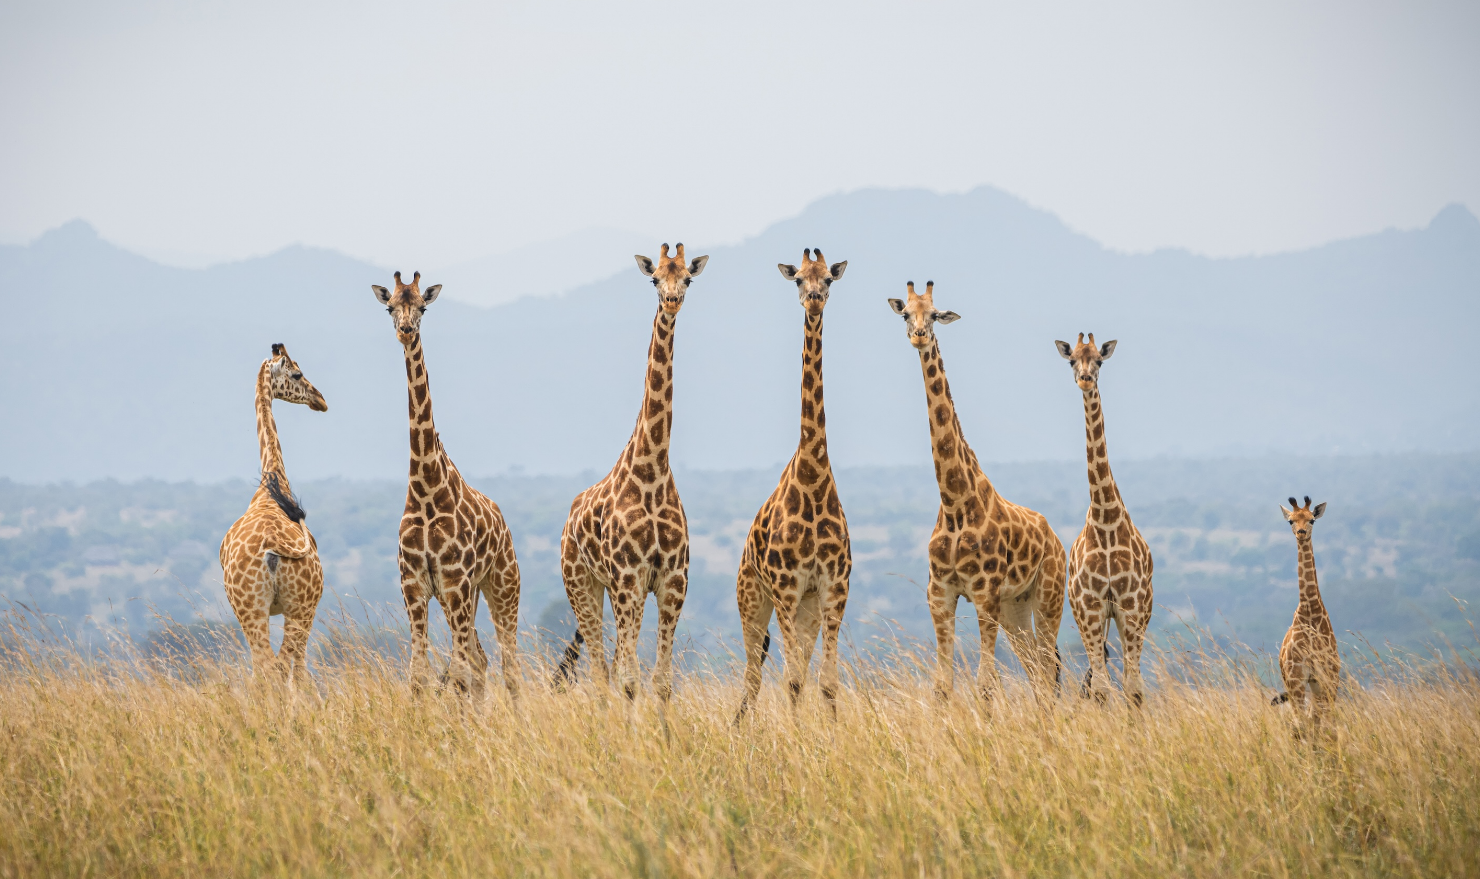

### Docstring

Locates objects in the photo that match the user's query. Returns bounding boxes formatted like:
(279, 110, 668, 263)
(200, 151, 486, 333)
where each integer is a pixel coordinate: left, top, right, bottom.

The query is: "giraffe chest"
(1071, 521, 1150, 588)
(928, 521, 1039, 596)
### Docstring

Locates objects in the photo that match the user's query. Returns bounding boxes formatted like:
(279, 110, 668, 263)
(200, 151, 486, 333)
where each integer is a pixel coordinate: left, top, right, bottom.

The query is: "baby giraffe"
(1056, 333, 1154, 706)
(219, 343, 328, 684)
(1273, 496, 1337, 730)
(735, 248, 852, 720)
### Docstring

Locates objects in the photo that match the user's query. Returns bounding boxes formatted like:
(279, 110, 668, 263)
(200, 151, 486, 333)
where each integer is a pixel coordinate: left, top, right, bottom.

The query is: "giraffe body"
(558, 244, 708, 701)
(735, 249, 852, 718)
(1056, 333, 1154, 705)
(372, 272, 522, 700)
(889, 283, 1066, 701)
(1275, 496, 1337, 729)
(219, 344, 328, 684)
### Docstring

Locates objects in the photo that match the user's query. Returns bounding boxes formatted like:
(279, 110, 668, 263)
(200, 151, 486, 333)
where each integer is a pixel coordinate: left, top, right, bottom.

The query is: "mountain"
(2, 188, 1478, 483)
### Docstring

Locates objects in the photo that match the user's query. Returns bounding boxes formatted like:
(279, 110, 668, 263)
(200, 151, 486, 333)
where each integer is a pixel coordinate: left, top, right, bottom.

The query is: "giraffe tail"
(760, 631, 771, 665)
(1271, 692, 1290, 706)
(552, 630, 585, 688)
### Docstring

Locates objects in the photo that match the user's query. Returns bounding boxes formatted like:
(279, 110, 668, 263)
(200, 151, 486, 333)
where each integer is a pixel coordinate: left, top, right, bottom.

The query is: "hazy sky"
(2, 0, 1476, 268)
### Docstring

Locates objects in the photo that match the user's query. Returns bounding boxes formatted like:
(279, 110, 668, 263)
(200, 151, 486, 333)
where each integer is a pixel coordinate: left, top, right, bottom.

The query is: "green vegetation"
(1, 453, 1477, 656)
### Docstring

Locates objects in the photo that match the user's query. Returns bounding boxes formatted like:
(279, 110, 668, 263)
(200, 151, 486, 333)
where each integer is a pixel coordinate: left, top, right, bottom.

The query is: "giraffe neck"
(402, 332, 450, 489)
(254, 361, 288, 487)
(1295, 536, 1328, 626)
(793, 311, 830, 474)
(918, 340, 988, 508)
(625, 308, 678, 475)
(1081, 385, 1123, 519)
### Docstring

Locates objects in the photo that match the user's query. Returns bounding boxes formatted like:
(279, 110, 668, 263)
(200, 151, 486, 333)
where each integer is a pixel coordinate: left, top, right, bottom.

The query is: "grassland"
(1, 618, 1477, 879)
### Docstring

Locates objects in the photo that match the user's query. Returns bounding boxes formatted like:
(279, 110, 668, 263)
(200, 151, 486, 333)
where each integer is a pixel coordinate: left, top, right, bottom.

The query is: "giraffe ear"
(1279, 505, 1293, 522)
(888, 298, 906, 315)
(1055, 340, 1073, 359)
(1311, 502, 1326, 520)
(634, 255, 656, 277)
(778, 263, 799, 281)
(934, 311, 961, 325)
(829, 261, 847, 280)
(1099, 339, 1118, 360)
(421, 284, 441, 305)
(687, 254, 709, 277)
(372, 285, 391, 305)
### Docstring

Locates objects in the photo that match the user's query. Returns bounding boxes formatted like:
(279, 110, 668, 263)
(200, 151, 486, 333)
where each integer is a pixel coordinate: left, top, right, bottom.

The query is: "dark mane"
(262, 473, 306, 523)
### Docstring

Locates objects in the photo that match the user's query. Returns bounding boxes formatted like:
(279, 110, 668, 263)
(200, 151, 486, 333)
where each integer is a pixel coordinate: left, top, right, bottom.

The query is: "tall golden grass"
(0, 613, 1476, 878)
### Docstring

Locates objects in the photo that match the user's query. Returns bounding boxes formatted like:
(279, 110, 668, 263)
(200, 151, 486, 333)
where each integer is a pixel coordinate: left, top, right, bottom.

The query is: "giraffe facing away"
(1273, 496, 1337, 728)
(888, 282, 1066, 701)
(372, 272, 522, 700)
(735, 248, 852, 720)
(555, 243, 708, 701)
(1055, 332, 1154, 706)
(219, 343, 328, 684)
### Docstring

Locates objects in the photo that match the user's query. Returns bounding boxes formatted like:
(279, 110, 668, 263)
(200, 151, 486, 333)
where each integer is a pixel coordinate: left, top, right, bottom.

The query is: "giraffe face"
(372, 271, 442, 346)
(887, 281, 959, 350)
(778, 248, 847, 316)
(635, 243, 708, 314)
(267, 344, 328, 411)
(1055, 333, 1118, 391)
(1280, 496, 1327, 540)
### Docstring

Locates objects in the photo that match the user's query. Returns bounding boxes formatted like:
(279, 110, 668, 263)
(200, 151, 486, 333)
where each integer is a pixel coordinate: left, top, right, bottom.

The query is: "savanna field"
(2, 615, 1477, 879)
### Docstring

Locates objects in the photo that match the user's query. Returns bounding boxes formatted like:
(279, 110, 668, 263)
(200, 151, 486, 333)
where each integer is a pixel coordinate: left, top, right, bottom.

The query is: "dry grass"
(0, 619, 1477, 878)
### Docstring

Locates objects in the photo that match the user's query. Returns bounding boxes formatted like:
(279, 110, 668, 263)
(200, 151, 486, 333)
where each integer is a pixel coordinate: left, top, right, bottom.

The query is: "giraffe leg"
(1073, 584, 1113, 704)
(278, 557, 323, 689)
(735, 565, 774, 722)
(771, 577, 806, 708)
(1033, 540, 1068, 696)
(225, 556, 279, 679)
(400, 562, 434, 695)
(560, 540, 608, 690)
(974, 600, 1006, 703)
(440, 574, 487, 701)
(651, 571, 687, 703)
(791, 590, 823, 706)
(999, 595, 1040, 701)
(1118, 605, 1152, 708)
(927, 583, 957, 702)
(817, 577, 849, 718)
(611, 585, 643, 701)
(482, 557, 522, 701)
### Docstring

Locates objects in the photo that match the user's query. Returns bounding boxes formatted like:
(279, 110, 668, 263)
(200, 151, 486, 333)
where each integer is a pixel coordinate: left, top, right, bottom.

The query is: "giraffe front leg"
(611, 582, 644, 701)
(651, 572, 687, 704)
(927, 582, 957, 702)
(1118, 606, 1152, 708)
(818, 577, 849, 717)
(790, 591, 823, 708)
(1072, 583, 1112, 704)
(771, 578, 807, 709)
(975, 600, 1006, 704)
(440, 575, 487, 702)
(734, 566, 774, 723)
(483, 557, 522, 701)
(400, 561, 434, 695)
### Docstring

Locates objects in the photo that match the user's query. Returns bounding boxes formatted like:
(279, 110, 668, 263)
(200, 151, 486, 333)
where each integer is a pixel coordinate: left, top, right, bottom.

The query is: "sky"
(1, 0, 1476, 270)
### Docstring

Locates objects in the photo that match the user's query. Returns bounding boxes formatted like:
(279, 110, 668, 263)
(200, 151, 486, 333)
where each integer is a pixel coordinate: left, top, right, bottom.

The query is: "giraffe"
(372, 271, 522, 700)
(219, 343, 328, 684)
(1272, 496, 1337, 730)
(554, 243, 708, 701)
(1055, 332, 1154, 706)
(734, 248, 852, 720)
(888, 282, 1066, 701)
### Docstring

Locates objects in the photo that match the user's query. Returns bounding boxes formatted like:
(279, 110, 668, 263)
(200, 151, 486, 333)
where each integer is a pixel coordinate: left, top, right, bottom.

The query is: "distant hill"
(1, 187, 1477, 483)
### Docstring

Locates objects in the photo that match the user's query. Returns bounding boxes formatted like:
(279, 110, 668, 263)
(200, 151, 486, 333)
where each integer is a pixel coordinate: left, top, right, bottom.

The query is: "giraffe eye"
(652, 279, 659, 287)
(796, 279, 803, 286)
(291, 373, 302, 380)
(684, 278, 692, 286)
(386, 307, 392, 314)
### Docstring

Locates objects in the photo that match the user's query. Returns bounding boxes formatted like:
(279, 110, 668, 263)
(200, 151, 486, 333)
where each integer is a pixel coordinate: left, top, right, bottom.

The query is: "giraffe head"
(371, 271, 443, 346)
(778, 247, 847, 315)
(634, 243, 709, 315)
(1280, 496, 1327, 541)
(887, 281, 960, 350)
(1055, 332, 1119, 391)
(266, 343, 328, 411)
